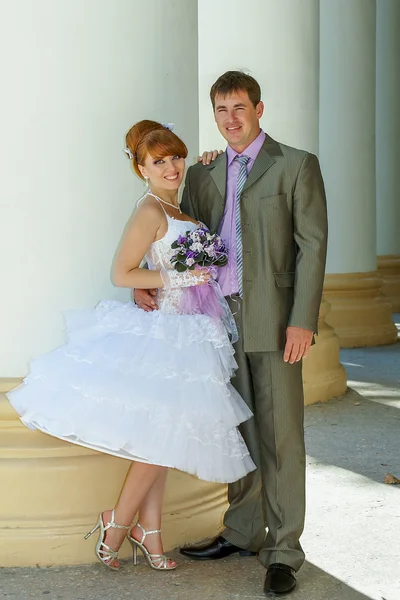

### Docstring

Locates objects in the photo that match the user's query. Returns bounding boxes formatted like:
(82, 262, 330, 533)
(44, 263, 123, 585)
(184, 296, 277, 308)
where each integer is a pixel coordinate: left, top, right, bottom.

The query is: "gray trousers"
(223, 298, 306, 571)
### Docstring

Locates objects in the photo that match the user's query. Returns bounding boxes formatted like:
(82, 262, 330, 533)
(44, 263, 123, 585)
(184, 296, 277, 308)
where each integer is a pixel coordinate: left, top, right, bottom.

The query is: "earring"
(144, 176, 149, 188)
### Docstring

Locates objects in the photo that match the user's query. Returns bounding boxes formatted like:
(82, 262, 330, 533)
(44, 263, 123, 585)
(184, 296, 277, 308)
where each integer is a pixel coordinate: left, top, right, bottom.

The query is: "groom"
(136, 71, 328, 597)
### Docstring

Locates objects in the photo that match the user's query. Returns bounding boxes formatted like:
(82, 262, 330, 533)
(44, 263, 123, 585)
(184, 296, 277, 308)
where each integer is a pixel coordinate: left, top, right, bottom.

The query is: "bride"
(7, 120, 255, 572)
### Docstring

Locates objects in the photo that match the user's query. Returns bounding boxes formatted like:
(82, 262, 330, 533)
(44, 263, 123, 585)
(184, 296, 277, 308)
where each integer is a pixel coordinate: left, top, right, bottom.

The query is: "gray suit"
(181, 135, 328, 570)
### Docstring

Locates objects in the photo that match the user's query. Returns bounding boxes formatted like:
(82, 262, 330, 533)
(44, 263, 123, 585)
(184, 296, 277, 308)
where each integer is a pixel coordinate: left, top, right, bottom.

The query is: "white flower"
(205, 246, 216, 257)
(190, 242, 203, 252)
(190, 232, 200, 242)
(206, 233, 213, 241)
(186, 257, 195, 266)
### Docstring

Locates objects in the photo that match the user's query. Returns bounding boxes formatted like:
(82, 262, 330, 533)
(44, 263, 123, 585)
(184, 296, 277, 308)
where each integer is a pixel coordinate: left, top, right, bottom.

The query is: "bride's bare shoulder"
(136, 194, 164, 216)
(129, 195, 165, 229)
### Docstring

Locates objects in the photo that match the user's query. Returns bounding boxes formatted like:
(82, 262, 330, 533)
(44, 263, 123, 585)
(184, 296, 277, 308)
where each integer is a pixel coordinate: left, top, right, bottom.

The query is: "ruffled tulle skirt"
(7, 300, 256, 483)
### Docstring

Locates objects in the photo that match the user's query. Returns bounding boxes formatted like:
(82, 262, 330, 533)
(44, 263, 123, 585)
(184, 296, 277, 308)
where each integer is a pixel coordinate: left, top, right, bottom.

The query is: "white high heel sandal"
(84, 510, 130, 571)
(127, 523, 177, 571)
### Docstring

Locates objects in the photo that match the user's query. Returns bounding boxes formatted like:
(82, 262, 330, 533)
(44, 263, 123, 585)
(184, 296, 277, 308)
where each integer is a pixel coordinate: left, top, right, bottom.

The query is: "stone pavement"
(1, 316, 399, 600)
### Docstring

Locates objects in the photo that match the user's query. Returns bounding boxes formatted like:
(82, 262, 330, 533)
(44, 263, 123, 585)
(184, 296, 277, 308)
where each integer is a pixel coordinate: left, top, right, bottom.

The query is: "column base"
(303, 298, 347, 405)
(0, 379, 227, 567)
(377, 254, 400, 312)
(323, 271, 398, 348)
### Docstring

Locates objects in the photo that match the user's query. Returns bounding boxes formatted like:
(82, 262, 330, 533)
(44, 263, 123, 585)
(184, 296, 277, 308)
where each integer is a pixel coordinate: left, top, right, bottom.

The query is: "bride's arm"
(112, 203, 164, 289)
(113, 203, 210, 290)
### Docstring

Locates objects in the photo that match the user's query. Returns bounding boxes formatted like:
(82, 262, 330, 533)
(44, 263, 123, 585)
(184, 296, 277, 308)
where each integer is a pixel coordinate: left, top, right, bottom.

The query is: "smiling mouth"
(165, 174, 179, 181)
(226, 126, 242, 131)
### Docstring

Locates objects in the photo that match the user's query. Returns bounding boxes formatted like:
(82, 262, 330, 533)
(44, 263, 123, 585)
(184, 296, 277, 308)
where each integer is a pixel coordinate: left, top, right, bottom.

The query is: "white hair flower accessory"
(124, 147, 134, 159)
(161, 123, 175, 131)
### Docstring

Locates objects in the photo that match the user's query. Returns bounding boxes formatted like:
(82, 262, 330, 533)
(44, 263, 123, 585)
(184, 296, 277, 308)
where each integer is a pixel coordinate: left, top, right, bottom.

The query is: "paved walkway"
(1, 316, 399, 600)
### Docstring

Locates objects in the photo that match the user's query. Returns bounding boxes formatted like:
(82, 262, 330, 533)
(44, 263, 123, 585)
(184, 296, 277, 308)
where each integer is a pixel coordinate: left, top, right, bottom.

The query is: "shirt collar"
(226, 129, 266, 166)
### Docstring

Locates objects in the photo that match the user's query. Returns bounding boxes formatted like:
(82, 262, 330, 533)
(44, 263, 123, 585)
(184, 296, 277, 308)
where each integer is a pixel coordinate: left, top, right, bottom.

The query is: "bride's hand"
(188, 268, 211, 286)
(160, 268, 211, 289)
(197, 150, 223, 165)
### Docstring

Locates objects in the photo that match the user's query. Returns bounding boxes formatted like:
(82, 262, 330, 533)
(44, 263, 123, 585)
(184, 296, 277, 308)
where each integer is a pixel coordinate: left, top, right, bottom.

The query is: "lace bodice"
(146, 214, 198, 272)
(146, 214, 199, 314)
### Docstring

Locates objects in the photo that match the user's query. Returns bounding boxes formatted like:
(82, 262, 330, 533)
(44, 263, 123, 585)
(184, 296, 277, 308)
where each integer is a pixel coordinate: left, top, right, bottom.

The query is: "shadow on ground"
(306, 315, 400, 484)
(0, 555, 375, 600)
(305, 389, 400, 484)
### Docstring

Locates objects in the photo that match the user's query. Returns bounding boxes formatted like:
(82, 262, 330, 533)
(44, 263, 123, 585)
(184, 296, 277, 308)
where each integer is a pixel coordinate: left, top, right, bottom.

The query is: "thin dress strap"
(137, 191, 170, 218)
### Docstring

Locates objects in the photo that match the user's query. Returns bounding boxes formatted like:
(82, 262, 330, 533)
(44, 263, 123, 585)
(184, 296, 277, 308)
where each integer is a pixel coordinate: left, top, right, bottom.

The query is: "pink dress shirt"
(218, 129, 266, 296)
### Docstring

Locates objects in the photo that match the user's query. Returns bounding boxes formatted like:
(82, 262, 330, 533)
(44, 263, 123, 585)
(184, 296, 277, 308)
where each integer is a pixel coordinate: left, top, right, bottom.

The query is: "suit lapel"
(205, 153, 227, 230)
(242, 134, 281, 192)
(209, 153, 227, 201)
(203, 134, 282, 229)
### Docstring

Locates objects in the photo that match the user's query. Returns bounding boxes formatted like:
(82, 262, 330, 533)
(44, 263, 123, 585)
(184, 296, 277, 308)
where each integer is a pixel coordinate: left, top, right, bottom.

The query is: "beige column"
(0, 0, 226, 567)
(303, 299, 346, 405)
(0, 380, 227, 566)
(198, 0, 346, 402)
(320, 0, 397, 347)
(376, 0, 400, 311)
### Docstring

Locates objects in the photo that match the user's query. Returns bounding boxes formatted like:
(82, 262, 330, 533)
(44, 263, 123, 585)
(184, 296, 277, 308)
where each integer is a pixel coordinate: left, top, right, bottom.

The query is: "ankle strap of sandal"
(136, 522, 161, 544)
(104, 509, 131, 531)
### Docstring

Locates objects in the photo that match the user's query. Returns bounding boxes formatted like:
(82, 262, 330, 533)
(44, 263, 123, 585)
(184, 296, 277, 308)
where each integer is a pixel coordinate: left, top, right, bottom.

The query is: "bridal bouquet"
(170, 227, 237, 341)
(170, 226, 228, 272)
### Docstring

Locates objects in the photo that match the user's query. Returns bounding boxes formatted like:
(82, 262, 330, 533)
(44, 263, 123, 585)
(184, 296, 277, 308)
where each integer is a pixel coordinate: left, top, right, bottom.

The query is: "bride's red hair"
(125, 120, 188, 179)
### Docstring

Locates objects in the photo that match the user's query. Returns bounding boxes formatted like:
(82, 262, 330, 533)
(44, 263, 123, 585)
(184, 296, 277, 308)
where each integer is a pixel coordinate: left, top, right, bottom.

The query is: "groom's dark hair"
(210, 71, 261, 109)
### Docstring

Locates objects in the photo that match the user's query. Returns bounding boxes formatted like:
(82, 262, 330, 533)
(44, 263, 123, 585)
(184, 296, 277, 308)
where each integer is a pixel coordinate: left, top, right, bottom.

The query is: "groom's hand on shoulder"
(284, 326, 313, 364)
(197, 149, 223, 165)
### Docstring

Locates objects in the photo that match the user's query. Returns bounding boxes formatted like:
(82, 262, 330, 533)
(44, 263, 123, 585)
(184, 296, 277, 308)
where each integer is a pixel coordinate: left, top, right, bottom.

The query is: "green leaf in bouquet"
(175, 262, 188, 272)
(171, 241, 179, 249)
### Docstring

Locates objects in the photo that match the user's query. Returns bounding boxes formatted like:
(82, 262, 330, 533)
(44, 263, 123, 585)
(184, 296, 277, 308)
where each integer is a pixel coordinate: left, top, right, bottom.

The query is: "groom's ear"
(256, 101, 264, 119)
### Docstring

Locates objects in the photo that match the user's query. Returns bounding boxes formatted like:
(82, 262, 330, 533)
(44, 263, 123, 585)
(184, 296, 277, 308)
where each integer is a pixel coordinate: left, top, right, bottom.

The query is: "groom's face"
(213, 90, 264, 152)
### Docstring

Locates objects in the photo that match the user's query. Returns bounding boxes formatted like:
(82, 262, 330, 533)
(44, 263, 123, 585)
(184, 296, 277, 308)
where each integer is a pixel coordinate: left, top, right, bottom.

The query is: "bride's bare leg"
(102, 462, 165, 567)
(130, 469, 176, 567)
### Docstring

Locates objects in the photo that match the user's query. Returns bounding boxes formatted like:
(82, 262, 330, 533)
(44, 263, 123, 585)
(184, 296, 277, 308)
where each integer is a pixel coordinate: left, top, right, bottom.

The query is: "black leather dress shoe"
(264, 563, 297, 596)
(179, 536, 257, 560)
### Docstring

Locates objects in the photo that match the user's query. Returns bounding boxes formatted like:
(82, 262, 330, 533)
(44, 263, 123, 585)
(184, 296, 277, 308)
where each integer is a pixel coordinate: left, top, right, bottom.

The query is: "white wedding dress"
(7, 211, 256, 483)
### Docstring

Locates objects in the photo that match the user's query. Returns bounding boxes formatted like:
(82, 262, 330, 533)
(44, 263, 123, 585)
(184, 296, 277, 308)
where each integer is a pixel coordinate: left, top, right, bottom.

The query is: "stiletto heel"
(84, 523, 100, 540)
(133, 544, 138, 566)
(84, 510, 130, 571)
(127, 523, 177, 571)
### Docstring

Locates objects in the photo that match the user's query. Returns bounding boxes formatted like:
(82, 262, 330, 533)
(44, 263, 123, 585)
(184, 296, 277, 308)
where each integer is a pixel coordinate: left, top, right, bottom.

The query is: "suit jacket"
(180, 134, 328, 352)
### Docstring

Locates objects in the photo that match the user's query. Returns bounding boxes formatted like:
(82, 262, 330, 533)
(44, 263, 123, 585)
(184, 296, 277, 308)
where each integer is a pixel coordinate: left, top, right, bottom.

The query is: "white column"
(198, 0, 320, 153)
(320, 0, 397, 346)
(198, 0, 346, 403)
(376, 0, 400, 310)
(0, 0, 200, 377)
(0, 0, 227, 567)
(321, 0, 376, 275)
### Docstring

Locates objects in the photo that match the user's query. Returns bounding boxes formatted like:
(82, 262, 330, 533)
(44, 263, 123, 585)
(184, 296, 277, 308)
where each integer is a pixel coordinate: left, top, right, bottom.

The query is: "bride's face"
(140, 153, 185, 191)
